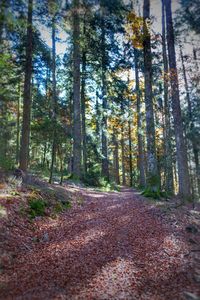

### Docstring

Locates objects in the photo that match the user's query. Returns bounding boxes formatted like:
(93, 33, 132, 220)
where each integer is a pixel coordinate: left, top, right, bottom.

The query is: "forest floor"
(0, 182, 200, 300)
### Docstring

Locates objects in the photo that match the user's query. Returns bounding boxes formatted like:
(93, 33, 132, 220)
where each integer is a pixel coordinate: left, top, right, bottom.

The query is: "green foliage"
(28, 198, 46, 218)
(142, 187, 171, 200)
(142, 188, 161, 200)
(82, 164, 101, 186)
(98, 178, 120, 192)
(0, 156, 14, 171)
(54, 200, 71, 213)
(148, 175, 160, 189)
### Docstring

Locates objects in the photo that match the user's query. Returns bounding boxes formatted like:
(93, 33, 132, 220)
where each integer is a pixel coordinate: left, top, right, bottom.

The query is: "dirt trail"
(0, 187, 199, 299)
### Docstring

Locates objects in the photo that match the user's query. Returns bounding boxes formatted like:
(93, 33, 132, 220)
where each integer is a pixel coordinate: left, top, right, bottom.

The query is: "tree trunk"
(128, 119, 133, 187)
(101, 16, 109, 180)
(113, 129, 120, 185)
(96, 92, 100, 138)
(49, 17, 57, 184)
(72, 0, 82, 178)
(161, 0, 174, 194)
(180, 45, 200, 196)
(165, 0, 191, 199)
(143, 0, 159, 192)
(134, 48, 146, 188)
(81, 50, 87, 176)
(19, 0, 33, 171)
(120, 105, 126, 185)
(16, 83, 21, 164)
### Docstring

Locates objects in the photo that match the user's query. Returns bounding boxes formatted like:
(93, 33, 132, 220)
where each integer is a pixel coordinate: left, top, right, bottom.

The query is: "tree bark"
(165, 0, 191, 199)
(128, 117, 133, 187)
(134, 48, 146, 188)
(161, 0, 174, 194)
(49, 16, 57, 184)
(113, 129, 120, 185)
(180, 45, 200, 196)
(101, 15, 109, 180)
(143, 0, 159, 191)
(81, 50, 87, 176)
(72, 0, 82, 178)
(120, 103, 126, 185)
(19, 0, 33, 171)
(16, 83, 21, 164)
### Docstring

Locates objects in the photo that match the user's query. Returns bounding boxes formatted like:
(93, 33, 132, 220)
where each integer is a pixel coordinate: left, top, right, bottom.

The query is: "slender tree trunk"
(113, 129, 120, 185)
(143, 0, 159, 192)
(42, 142, 47, 167)
(180, 45, 200, 196)
(81, 50, 87, 176)
(161, 0, 174, 193)
(16, 83, 21, 164)
(120, 109, 126, 185)
(60, 155, 64, 185)
(193, 47, 199, 72)
(96, 92, 100, 138)
(165, 0, 191, 199)
(128, 119, 133, 187)
(49, 17, 57, 184)
(19, 0, 33, 171)
(101, 16, 109, 180)
(68, 90, 73, 174)
(72, 0, 82, 178)
(134, 48, 145, 187)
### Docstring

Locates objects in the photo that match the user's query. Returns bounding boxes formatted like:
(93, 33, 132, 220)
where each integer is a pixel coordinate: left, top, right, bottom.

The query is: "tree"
(72, 0, 82, 178)
(164, 0, 191, 199)
(143, 0, 159, 193)
(19, 0, 33, 172)
(179, 45, 200, 196)
(100, 4, 109, 180)
(134, 48, 146, 188)
(49, 13, 57, 183)
(161, 0, 174, 194)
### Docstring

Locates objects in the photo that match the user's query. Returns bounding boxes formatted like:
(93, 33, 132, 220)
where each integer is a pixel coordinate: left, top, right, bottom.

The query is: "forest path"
(1, 186, 199, 299)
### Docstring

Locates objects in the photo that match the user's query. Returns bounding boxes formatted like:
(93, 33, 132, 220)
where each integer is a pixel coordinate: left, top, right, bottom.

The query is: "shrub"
(28, 198, 46, 218)
(54, 200, 72, 213)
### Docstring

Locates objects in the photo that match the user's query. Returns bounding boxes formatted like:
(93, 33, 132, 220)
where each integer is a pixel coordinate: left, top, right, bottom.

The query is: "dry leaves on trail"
(0, 187, 200, 300)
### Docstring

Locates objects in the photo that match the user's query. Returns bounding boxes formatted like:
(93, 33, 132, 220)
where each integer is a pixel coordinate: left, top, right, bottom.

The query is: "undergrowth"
(26, 187, 73, 219)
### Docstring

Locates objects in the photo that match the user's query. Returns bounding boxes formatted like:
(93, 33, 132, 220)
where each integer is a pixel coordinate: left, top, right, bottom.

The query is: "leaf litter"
(0, 186, 200, 299)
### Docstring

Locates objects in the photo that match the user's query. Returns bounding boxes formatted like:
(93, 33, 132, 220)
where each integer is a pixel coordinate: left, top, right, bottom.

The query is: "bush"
(82, 164, 102, 186)
(142, 189, 161, 199)
(28, 198, 46, 218)
(54, 200, 71, 213)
